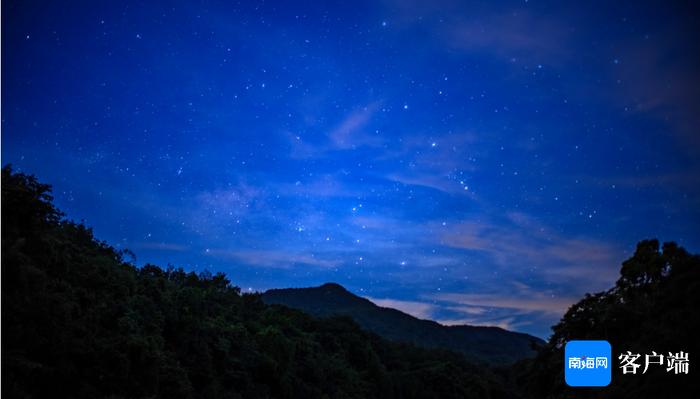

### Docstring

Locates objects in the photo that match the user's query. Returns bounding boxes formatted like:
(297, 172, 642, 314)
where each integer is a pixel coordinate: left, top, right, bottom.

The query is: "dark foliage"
(515, 239, 700, 398)
(1, 165, 516, 398)
(262, 283, 542, 365)
(4, 165, 698, 398)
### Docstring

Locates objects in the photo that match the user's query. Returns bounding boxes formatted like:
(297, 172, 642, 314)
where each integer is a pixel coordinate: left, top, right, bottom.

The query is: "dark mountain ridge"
(5, 165, 700, 398)
(2, 165, 518, 398)
(262, 282, 543, 364)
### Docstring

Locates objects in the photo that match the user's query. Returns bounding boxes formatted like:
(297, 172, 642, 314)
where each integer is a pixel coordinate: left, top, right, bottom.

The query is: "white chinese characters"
(618, 351, 689, 375)
(568, 356, 609, 369)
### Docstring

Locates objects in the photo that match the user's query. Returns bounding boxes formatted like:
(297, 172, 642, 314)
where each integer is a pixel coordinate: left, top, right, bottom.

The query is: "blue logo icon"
(565, 340, 611, 387)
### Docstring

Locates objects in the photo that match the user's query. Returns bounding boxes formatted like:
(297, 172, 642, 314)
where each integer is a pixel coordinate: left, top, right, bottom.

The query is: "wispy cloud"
(429, 281, 580, 333)
(447, 12, 572, 65)
(384, 1, 572, 66)
(366, 293, 541, 332)
(436, 316, 520, 331)
(278, 174, 361, 198)
(286, 102, 385, 159)
(438, 212, 621, 287)
(434, 291, 575, 316)
(131, 242, 190, 252)
(365, 297, 435, 320)
(387, 173, 474, 196)
(207, 248, 340, 269)
(329, 103, 383, 149)
(609, 38, 700, 153)
(195, 184, 261, 217)
(379, 130, 481, 196)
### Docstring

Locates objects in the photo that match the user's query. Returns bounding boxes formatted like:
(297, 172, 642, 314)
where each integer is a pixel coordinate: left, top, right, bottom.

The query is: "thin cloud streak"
(365, 297, 435, 320)
(207, 249, 340, 269)
(433, 292, 576, 315)
(438, 213, 621, 287)
(329, 103, 383, 149)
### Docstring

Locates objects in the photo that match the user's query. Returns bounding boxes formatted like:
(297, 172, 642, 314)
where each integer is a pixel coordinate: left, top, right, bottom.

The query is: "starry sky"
(3, 0, 700, 338)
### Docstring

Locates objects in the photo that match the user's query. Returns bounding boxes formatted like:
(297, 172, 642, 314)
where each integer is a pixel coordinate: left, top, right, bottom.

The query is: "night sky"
(3, 0, 700, 338)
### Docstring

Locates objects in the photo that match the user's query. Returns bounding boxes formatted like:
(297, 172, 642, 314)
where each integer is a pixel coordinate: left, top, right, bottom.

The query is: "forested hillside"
(515, 239, 700, 398)
(262, 283, 541, 364)
(3, 166, 699, 398)
(1, 166, 516, 398)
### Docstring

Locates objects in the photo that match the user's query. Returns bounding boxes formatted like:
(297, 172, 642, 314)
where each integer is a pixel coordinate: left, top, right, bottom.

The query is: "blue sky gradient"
(3, 0, 700, 338)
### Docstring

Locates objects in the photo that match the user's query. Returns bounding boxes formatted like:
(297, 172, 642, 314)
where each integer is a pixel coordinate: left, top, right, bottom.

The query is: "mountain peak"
(319, 282, 348, 291)
(262, 283, 543, 364)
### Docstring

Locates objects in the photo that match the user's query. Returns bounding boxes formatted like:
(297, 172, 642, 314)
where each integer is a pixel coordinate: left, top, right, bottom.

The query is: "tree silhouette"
(517, 239, 700, 398)
(4, 165, 698, 398)
(1, 165, 514, 398)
